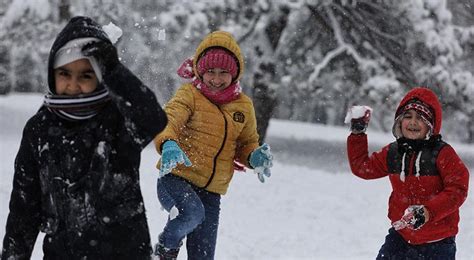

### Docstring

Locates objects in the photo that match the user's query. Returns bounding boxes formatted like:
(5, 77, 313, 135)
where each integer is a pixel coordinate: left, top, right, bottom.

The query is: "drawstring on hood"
(400, 152, 407, 182)
(399, 149, 422, 182)
(415, 151, 422, 178)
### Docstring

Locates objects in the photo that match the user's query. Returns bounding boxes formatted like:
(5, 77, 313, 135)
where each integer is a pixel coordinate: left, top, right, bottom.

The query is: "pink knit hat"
(197, 48, 238, 79)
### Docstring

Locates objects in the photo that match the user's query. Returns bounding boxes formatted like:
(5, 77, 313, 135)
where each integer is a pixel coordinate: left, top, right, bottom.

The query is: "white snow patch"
(96, 141, 106, 157)
(169, 206, 179, 221)
(1, 93, 473, 259)
(158, 29, 166, 41)
(38, 143, 49, 155)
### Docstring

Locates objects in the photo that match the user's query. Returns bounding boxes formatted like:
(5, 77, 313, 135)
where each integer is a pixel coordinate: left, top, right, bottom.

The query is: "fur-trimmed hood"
(393, 87, 443, 136)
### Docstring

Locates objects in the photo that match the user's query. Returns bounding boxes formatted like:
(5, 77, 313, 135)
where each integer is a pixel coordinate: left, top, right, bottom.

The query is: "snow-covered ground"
(1, 93, 473, 259)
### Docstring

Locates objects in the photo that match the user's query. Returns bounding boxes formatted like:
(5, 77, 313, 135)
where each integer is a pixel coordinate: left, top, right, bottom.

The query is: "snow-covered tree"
(236, 0, 474, 142)
(235, 0, 416, 137)
(403, 0, 474, 142)
(1, 0, 473, 142)
(0, 0, 65, 93)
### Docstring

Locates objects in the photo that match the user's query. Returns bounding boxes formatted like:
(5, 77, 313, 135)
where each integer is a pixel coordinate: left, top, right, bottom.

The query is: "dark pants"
(157, 174, 221, 260)
(377, 228, 456, 260)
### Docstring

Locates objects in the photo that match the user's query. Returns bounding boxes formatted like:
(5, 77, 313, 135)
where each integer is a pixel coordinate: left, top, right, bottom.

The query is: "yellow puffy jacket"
(154, 83, 259, 194)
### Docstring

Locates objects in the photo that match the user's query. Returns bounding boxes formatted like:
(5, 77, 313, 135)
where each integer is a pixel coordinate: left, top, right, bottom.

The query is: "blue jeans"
(157, 174, 221, 260)
(377, 228, 456, 260)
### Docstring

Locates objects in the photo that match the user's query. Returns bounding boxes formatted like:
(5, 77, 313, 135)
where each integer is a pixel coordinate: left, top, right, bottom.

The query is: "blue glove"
(249, 143, 273, 183)
(160, 140, 192, 178)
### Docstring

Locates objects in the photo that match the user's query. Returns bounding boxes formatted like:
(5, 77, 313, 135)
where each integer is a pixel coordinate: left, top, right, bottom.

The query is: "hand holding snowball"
(344, 105, 373, 134)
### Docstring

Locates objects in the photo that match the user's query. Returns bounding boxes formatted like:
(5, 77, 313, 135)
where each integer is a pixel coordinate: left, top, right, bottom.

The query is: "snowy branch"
(334, 4, 399, 42)
(308, 4, 376, 83)
(308, 46, 346, 83)
(238, 12, 264, 44)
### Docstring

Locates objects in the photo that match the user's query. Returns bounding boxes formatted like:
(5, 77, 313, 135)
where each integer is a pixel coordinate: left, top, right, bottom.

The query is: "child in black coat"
(1, 16, 167, 259)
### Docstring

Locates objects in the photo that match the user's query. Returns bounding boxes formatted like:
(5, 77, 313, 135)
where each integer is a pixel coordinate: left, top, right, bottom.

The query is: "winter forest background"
(1, 0, 474, 143)
(1, 1, 474, 259)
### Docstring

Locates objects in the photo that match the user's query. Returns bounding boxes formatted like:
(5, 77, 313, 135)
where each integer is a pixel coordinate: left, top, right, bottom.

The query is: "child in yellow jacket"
(153, 31, 273, 259)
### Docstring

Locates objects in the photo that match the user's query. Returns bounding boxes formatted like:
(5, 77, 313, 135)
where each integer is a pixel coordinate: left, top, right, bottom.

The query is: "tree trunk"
(252, 63, 278, 144)
(0, 44, 10, 95)
(251, 6, 290, 144)
(468, 111, 474, 143)
(59, 0, 71, 22)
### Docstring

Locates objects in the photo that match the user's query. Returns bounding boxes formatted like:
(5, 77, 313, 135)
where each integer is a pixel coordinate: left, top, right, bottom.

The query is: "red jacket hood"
(395, 87, 442, 135)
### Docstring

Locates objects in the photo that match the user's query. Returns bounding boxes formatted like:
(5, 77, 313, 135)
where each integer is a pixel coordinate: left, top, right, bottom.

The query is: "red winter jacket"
(347, 87, 469, 245)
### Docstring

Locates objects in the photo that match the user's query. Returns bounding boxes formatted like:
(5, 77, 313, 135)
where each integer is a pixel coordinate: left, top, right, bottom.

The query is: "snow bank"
(1, 93, 473, 259)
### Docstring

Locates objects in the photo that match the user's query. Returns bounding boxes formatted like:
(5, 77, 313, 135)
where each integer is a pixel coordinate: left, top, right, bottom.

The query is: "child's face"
(202, 68, 232, 92)
(54, 58, 98, 95)
(401, 109, 430, 140)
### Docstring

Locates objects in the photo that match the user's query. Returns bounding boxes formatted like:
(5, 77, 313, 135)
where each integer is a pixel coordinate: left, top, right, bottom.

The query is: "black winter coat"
(1, 16, 167, 260)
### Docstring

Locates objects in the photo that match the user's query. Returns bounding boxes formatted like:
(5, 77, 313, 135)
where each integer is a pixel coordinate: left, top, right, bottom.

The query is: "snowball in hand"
(102, 22, 123, 44)
(344, 105, 373, 124)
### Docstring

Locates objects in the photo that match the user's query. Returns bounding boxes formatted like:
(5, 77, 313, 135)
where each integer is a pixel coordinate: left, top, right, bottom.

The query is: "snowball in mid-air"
(102, 22, 123, 44)
(158, 29, 166, 41)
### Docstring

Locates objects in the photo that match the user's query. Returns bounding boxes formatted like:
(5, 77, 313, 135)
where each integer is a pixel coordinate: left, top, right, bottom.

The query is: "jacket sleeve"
(2, 126, 41, 259)
(153, 85, 194, 154)
(236, 99, 260, 168)
(103, 63, 168, 149)
(347, 133, 389, 179)
(424, 145, 469, 222)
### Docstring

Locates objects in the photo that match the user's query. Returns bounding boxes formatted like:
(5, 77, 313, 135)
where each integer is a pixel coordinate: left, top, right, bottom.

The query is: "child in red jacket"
(346, 87, 469, 259)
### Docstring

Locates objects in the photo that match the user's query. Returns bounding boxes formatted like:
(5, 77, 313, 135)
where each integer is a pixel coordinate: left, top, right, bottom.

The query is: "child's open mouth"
(407, 127, 420, 133)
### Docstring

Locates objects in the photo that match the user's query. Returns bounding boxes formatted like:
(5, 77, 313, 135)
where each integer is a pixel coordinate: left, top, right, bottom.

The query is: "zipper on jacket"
(406, 152, 419, 204)
(407, 152, 417, 177)
(203, 107, 228, 189)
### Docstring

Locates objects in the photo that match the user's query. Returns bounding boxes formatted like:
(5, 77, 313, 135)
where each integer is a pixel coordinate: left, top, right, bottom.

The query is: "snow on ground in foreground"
(1, 93, 473, 259)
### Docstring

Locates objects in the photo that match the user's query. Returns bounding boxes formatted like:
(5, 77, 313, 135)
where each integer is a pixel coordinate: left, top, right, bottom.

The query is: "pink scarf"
(177, 57, 241, 105)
